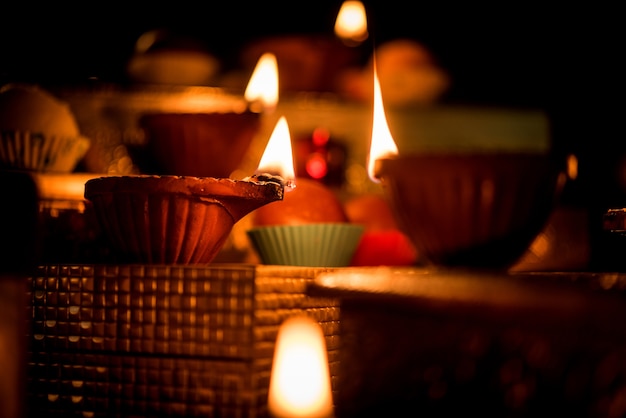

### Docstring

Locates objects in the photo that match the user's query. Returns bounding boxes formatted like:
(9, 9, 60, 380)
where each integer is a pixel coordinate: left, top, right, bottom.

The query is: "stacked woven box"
(26, 264, 340, 417)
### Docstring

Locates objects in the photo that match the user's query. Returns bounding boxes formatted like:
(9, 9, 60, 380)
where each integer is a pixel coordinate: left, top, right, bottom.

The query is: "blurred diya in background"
(134, 53, 279, 178)
(138, 111, 260, 177)
(0, 83, 91, 173)
(338, 38, 450, 106)
(367, 63, 567, 270)
(247, 116, 363, 267)
(126, 28, 220, 86)
(228, 0, 368, 95)
(374, 153, 566, 270)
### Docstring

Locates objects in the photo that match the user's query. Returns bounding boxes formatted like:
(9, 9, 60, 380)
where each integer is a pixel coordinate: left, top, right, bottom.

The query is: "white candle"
(268, 316, 334, 418)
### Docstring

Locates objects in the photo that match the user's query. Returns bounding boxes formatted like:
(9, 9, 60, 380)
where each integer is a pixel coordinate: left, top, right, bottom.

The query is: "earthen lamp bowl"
(138, 111, 261, 178)
(84, 175, 283, 264)
(374, 153, 566, 270)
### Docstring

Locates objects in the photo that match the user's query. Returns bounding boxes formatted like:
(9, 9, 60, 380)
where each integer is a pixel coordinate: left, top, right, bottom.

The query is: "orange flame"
(256, 116, 296, 185)
(367, 61, 399, 182)
(334, 0, 368, 46)
(244, 52, 279, 112)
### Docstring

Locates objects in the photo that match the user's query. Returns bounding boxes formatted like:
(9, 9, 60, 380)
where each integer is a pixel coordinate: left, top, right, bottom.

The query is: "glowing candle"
(268, 316, 334, 418)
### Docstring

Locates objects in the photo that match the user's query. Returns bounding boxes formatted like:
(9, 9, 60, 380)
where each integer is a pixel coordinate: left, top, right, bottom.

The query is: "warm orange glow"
(256, 116, 296, 184)
(268, 316, 334, 418)
(367, 62, 399, 182)
(567, 153, 578, 180)
(244, 52, 279, 112)
(334, 0, 368, 45)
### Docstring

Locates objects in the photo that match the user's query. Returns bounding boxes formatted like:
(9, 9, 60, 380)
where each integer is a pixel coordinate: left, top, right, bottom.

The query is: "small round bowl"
(374, 153, 566, 270)
(137, 111, 261, 177)
(84, 175, 283, 264)
(247, 223, 364, 267)
(0, 130, 90, 172)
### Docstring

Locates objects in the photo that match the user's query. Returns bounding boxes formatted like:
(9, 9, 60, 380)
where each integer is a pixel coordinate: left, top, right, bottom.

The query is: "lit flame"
(367, 61, 399, 182)
(334, 0, 368, 46)
(268, 316, 334, 418)
(256, 116, 296, 185)
(245, 52, 279, 112)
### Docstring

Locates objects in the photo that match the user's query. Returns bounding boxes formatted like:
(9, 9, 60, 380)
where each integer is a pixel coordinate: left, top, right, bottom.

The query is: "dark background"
(0, 1, 624, 258)
(1, 4, 620, 175)
(0, 1, 618, 109)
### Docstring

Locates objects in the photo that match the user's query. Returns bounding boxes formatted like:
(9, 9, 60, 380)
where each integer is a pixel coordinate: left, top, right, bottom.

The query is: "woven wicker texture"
(27, 264, 340, 417)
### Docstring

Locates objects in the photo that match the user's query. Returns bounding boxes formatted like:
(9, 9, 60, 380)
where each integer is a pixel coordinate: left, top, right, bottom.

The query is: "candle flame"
(256, 116, 296, 186)
(367, 61, 399, 182)
(268, 316, 334, 418)
(245, 52, 279, 112)
(334, 0, 368, 46)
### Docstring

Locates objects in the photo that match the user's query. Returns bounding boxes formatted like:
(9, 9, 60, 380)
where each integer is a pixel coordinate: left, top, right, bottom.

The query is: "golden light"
(334, 0, 369, 46)
(256, 116, 296, 186)
(268, 316, 334, 418)
(244, 52, 279, 112)
(367, 62, 399, 182)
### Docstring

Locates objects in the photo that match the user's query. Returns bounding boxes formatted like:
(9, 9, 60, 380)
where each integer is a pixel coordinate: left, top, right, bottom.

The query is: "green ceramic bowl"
(247, 223, 364, 267)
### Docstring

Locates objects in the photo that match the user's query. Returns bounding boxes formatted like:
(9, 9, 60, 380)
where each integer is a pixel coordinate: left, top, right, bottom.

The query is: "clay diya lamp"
(84, 175, 283, 264)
